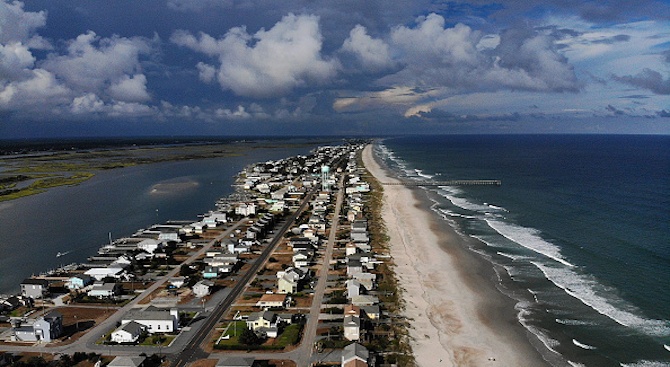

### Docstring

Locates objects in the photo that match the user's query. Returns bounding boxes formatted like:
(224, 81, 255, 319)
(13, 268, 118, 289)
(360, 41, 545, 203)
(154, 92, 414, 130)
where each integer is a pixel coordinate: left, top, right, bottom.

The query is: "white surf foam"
(573, 339, 597, 350)
(486, 219, 574, 267)
(531, 261, 670, 337)
(621, 361, 670, 367)
(568, 361, 586, 367)
(555, 318, 596, 326)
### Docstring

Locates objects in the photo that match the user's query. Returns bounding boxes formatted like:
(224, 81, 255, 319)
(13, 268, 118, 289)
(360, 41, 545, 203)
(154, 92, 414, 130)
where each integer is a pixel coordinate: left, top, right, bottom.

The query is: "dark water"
(0, 143, 320, 294)
(378, 135, 670, 367)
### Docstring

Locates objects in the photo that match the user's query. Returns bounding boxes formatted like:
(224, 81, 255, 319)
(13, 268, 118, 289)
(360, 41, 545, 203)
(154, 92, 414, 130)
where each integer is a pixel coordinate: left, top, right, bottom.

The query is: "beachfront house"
(346, 279, 363, 299)
(11, 310, 63, 342)
(110, 321, 146, 344)
(20, 279, 49, 299)
(121, 307, 178, 334)
(341, 343, 369, 367)
(343, 315, 361, 341)
(137, 239, 162, 254)
(84, 266, 125, 281)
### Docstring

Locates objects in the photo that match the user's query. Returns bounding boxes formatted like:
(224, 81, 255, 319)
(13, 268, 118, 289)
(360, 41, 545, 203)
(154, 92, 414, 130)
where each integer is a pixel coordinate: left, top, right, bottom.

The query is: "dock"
(381, 179, 501, 186)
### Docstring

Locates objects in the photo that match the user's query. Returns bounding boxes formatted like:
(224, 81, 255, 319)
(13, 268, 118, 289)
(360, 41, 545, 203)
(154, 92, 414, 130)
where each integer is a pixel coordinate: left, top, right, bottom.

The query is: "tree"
(239, 327, 262, 346)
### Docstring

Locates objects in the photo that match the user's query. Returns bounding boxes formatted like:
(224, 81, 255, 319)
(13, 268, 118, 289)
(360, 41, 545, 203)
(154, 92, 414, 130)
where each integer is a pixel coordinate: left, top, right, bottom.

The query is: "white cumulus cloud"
(341, 25, 393, 71)
(172, 13, 338, 97)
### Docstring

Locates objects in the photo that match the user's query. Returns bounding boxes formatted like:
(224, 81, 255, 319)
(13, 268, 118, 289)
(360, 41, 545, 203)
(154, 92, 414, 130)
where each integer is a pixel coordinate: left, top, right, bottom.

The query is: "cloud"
(0, 1, 47, 44)
(42, 31, 151, 94)
(613, 68, 670, 95)
(377, 14, 579, 93)
(341, 25, 393, 71)
(172, 13, 338, 97)
(0, 68, 69, 109)
(107, 74, 151, 102)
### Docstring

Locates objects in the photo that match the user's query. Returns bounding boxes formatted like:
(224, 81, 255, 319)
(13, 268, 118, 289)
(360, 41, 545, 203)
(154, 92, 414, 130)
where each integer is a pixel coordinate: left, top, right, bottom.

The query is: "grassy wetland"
(0, 139, 324, 202)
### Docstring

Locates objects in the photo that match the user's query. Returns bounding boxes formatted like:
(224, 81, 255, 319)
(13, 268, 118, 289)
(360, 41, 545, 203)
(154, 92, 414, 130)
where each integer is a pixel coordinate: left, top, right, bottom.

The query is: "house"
(235, 202, 256, 216)
(346, 259, 364, 277)
(360, 305, 381, 320)
(84, 266, 125, 281)
(158, 231, 180, 243)
(292, 251, 312, 268)
(11, 310, 63, 342)
(203, 266, 221, 279)
(351, 220, 367, 233)
(245, 311, 278, 338)
(345, 243, 358, 256)
(343, 315, 361, 341)
(216, 357, 255, 367)
(107, 356, 146, 367)
(20, 279, 48, 299)
(168, 277, 186, 288)
(121, 307, 178, 334)
(344, 304, 360, 317)
(110, 321, 146, 343)
(87, 282, 122, 298)
(351, 295, 379, 307)
(137, 239, 162, 254)
(341, 343, 369, 367)
(277, 267, 307, 294)
(192, 280, 214, 298)
(346, 279, 363, 299)
(255, 294, 288, 310)
(66, 275, 94, 290)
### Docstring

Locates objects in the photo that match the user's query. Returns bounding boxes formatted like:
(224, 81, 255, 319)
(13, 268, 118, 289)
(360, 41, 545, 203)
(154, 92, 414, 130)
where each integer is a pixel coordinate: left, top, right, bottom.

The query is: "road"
(170, 184, 319, 367)
(0, 218, 247, 356)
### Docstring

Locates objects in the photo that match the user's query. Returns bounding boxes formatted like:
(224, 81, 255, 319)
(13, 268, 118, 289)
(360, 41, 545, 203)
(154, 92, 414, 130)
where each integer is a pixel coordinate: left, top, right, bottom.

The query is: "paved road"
(170, 184, 319, 367)
(0, 219, 247, 356)
(208, 173, 345, 367)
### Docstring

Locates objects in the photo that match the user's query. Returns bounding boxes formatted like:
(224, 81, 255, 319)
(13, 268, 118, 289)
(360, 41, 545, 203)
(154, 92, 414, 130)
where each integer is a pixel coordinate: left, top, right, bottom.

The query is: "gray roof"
(120, 320, 146, 335)
(124, 307, 174, 322)
(342, 342, 369, 363)
(21, 278, 48, 286)
(247, 310, 276, 322)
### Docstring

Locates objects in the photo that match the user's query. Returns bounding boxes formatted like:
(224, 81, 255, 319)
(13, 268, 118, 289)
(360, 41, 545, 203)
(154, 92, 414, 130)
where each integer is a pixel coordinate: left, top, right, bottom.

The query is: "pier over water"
(381, 179, 501, 186)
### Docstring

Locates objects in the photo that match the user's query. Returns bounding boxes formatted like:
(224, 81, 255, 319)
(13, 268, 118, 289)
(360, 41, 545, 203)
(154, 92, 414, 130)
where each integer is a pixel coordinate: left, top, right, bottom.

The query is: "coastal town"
(0, 142, 411, 367)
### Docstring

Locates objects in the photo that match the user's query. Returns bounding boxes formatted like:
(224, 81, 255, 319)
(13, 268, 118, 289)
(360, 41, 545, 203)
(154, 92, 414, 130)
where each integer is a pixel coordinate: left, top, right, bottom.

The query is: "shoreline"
(362, 143, 552, 367)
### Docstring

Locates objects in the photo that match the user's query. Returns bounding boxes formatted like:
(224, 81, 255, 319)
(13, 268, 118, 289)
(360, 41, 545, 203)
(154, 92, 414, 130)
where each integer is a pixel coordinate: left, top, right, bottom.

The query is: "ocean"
(376, 135, 670, 367)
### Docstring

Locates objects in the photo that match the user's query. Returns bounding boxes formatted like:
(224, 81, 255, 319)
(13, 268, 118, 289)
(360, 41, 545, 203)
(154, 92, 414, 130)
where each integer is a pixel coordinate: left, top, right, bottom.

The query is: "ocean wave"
(415, 169, 434, 179)
(485, 219, 574, 267)
(555, 318, 597, 326)
(621, 361, 670, 367)
(568, 361, 586, 367)
(573, 339, 597, 350)
(437, 207, 477, 219)
(531, 261, 670, 337)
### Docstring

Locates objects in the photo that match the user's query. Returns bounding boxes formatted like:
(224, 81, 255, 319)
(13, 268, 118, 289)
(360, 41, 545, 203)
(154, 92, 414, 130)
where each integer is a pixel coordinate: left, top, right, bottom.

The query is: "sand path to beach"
(362, 144, 549, 367)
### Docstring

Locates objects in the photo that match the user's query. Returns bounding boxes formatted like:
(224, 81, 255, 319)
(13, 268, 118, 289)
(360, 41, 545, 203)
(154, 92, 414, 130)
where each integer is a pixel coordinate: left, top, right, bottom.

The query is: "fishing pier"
(381, 179, 501, 186)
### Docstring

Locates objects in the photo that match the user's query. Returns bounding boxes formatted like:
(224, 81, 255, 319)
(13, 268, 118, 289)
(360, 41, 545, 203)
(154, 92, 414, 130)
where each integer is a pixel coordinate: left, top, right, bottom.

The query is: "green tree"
(239, 327, 261, 346)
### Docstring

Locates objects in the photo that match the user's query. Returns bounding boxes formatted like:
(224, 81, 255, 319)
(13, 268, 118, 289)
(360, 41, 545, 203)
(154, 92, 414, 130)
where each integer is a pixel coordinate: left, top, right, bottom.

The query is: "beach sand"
(362, 144, 551, 367)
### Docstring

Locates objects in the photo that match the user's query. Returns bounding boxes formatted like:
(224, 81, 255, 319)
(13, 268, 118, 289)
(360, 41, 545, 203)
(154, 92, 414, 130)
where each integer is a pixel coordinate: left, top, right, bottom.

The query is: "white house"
(121, 307, 178, 334)
(246, 311, 278, 338)
(110, 321, 146, 343)
(235, 202, 256, 216)
(277, 267, 307, 294)
(84, 267, 125, 281)
(343, 315, 361, 341)
(137, 238, 162, 254)
(192, 280, 214, 298)
(341, 343, 369, 367)
(87, 282, 122, 298)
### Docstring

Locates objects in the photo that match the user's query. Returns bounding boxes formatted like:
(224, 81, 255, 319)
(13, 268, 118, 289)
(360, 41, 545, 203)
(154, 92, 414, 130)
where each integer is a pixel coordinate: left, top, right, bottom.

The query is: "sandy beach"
(362, 144, 551, 367)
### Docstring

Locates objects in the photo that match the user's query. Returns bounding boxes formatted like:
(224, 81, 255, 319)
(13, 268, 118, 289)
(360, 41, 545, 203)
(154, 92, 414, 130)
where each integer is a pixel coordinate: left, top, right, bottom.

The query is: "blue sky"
(0, 0, 669, 137)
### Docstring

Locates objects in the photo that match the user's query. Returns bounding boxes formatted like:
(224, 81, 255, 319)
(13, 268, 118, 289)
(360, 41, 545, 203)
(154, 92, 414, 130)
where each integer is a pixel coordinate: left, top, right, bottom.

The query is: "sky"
(0, 0, 669, 137)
